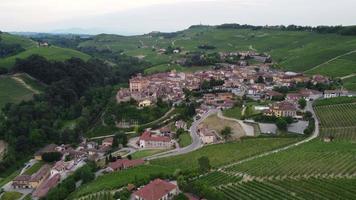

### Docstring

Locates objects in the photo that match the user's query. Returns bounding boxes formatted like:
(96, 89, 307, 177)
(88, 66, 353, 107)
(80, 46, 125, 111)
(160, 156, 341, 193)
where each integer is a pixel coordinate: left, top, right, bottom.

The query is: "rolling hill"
(78, 27, 356, 77)
(0, 32, 91, 69)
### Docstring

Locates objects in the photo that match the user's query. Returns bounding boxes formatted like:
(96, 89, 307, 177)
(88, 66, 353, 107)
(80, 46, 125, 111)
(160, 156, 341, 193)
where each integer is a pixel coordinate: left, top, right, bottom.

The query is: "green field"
(217, 178, 356, 200)
(0, 76, 37, 109)
(23, 161, 44, 175)
(78, 28, 356, 74)
(315, 98, 356, 141)
(0, 191, 23, 200)
(225, 140, 356, 177)
(151, 137, 303, 171)
(144, 63, 212, 74)
(0, 33, 36, 49)
(223, 106, 242, 120)
(343, 76, 356, 91)
(0, 46, 91, 68)
(306, 52, 356, 78)
(178, 132, 192, 147)
(130, 149, 166, 159)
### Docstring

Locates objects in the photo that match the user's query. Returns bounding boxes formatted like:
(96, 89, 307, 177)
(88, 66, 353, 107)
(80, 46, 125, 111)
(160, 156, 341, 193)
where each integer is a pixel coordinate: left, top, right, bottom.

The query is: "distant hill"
(0, 32, 91, 69)
(78, 26, 356, 78)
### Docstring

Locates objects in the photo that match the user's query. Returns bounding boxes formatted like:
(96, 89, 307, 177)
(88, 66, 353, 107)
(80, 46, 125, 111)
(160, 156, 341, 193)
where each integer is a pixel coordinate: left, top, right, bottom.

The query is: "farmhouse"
(102, 137, 114, 147)
(12, 164, 51, 189)
(139, 131, 173, 148)
(106, 159, 145, 172)
(32, 174, 60, 198)
(133, 179, 179, 200)
(198, 126, 217, 144)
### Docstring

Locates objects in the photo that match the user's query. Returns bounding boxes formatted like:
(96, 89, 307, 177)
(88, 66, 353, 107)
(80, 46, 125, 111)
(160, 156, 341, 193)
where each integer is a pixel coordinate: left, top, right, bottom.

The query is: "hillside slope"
(0, 32, 91, 68)
(78, 27, 356, 76)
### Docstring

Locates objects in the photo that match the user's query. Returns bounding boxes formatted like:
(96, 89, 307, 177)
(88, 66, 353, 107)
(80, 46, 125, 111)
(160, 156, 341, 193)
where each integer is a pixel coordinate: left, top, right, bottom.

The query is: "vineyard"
(314, 100, 356, 141)
(224, 140, 356, 177)
(217, 178, 356, 200)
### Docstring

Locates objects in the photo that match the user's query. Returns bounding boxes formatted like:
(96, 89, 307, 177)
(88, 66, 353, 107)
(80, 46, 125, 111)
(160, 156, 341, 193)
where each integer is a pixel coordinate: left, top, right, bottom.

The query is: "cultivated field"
(315, 98, 356, 141)
(78, 27, 356, 75)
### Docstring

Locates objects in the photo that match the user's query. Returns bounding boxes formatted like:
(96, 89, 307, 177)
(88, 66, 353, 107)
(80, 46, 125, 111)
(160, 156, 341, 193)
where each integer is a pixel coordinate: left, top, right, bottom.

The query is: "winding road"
(145, 109, 219, 160)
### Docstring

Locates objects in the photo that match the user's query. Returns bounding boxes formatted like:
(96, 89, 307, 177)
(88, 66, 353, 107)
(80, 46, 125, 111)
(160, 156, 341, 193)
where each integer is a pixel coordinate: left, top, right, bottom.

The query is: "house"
(50, 160, 74, 176)
(32, 174, 60, 198)
(102, 137, 114, 147)
(175, 120, 187, 130)
(160, 126, 172, 136)
(198, 126, 217, 144)
(286, 93, 303, 102)
(133, 179, 179, 200)
(265, 101, 297, 118)
(130, 74, 149, 92)
(298, 89, 322, 101)
(139, 131, 173, 149)
(12, 164, 51, 189)
(324, 89, 348, 99)
(139, 99, 152, 107)
(106, 159, 145, 172)
(264, 90, 283, 100)
(34, 144, 58, 160)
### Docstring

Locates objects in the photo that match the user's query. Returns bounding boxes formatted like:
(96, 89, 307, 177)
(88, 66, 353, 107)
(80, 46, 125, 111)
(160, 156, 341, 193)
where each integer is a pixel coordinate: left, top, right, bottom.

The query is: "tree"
(127, 154, 132, 160)
(256, 76, 264, 83)
(198, 156, 211, 172)
(220, 126, 232, 140)
(276, 118, 288, 131)
(42, 152, 62, 162)
(298, 98, 307, 109)
(175, 128, 185, 139)
(173, 193, 189, 200)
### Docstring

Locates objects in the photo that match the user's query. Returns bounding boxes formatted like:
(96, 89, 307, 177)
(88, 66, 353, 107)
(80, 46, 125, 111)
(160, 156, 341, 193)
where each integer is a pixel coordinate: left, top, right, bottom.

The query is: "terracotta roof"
(274, 101, 297, 111)
(32, 174, 60, 198)
(30, 164, 51, 182)
(133, 179, 177, 200)
(139, 132, 171, 142)
(13, 174, 31, 182)
(108, 159, 145, 171)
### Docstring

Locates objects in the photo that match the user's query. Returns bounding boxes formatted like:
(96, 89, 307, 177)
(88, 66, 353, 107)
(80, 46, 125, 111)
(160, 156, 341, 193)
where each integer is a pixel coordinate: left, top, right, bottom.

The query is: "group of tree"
(0, 55, 117, 175)
(0, 34, 25, 58)
(200, 78, 225, 90)
(215, 23, 356, 36)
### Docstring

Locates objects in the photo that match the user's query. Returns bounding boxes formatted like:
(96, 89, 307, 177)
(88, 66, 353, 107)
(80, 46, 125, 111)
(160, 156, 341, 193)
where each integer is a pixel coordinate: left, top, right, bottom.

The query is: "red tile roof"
(108, 159, 145, 171)
(133, 179, 178, 200)
(32, 174, 60, 198)
(139, 131, 171, 142)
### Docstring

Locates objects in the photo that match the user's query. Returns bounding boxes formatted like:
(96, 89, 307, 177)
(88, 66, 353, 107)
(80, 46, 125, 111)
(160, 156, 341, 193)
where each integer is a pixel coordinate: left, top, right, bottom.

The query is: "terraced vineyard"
(195, 171, 242, 186)
(217, 178, 356, 200)
(315, 100, 356, 141)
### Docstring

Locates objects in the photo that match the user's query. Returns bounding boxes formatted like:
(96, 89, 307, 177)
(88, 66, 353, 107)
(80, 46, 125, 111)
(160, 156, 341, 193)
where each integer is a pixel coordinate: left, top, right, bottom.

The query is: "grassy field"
(151, 137, 303, 171)
(223, 106, 242, 120)
(343, 76, 356, 91)
(0, 191, 23, 200)
(23, 161, 44, 175)
(0, 46, 91, 68)
(178, 132, 192, 147)
(202, 114, 245, 139)
(130, 149, 167, 159)
(144, 63, 213, 74)
(78, 27, 356, 74)
(314, 98, 356, 141)
(0, 76, 37, 109)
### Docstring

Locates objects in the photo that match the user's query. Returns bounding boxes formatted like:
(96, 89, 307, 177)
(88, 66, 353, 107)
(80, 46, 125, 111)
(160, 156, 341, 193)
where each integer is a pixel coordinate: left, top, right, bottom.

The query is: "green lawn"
(23, 161, 44, 175)
(131, 149, 167, 159)
(0, 76, 36, 109)
(343, 76, 356, 91)
(144, 64, 213, 74)
(223, 106, 242, 119)
(0, 192, 23, 200)
(178, 132, 192, 148)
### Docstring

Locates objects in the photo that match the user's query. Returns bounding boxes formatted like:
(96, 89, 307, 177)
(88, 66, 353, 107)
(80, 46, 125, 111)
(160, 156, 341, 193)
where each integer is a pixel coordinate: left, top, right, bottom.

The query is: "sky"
(1, 0, 356, 35)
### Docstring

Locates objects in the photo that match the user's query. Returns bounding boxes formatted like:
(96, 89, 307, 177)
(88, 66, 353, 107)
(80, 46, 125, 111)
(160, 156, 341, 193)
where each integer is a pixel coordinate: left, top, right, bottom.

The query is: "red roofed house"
(133, 179, 179, 200)
(286, 93, 303, 102)
(139, 132, 172, 148)
(265, 101, 297, 118)
(106, 159, 145, 172)
(32, 174, 60, 198)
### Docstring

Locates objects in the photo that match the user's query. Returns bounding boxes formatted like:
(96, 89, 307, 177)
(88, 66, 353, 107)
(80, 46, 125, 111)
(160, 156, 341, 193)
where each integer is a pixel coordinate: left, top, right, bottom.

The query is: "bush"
(42, 152, 62, 162)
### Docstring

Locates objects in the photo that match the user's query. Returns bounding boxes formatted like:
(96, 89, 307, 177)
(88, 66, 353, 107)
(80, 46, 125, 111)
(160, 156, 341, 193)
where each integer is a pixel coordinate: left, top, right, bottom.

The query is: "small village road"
(219, 100, 320, 170)
(145, 109, 219, 160)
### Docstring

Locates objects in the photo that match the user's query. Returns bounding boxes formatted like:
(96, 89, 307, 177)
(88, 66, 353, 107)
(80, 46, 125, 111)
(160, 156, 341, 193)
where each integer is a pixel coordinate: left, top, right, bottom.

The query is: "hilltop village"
(3, 51, 351, 200)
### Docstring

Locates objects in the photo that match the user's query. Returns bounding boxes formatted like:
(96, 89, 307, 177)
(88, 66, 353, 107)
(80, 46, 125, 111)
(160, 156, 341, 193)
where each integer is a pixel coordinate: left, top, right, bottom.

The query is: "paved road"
(219, 100, 320, 170)
(146, 109, 219, 160)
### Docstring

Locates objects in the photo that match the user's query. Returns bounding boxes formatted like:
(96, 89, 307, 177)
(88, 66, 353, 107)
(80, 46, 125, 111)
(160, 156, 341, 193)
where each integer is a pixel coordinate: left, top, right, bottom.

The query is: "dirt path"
(11, 75, 40, 94)
(304, 50, 356, 73)
(340, 73, 356, 80)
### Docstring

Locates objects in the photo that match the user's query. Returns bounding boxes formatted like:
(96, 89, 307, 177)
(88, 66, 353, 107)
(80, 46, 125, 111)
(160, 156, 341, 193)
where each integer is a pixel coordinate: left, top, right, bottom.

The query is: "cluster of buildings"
(11, 138, 115, 198)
